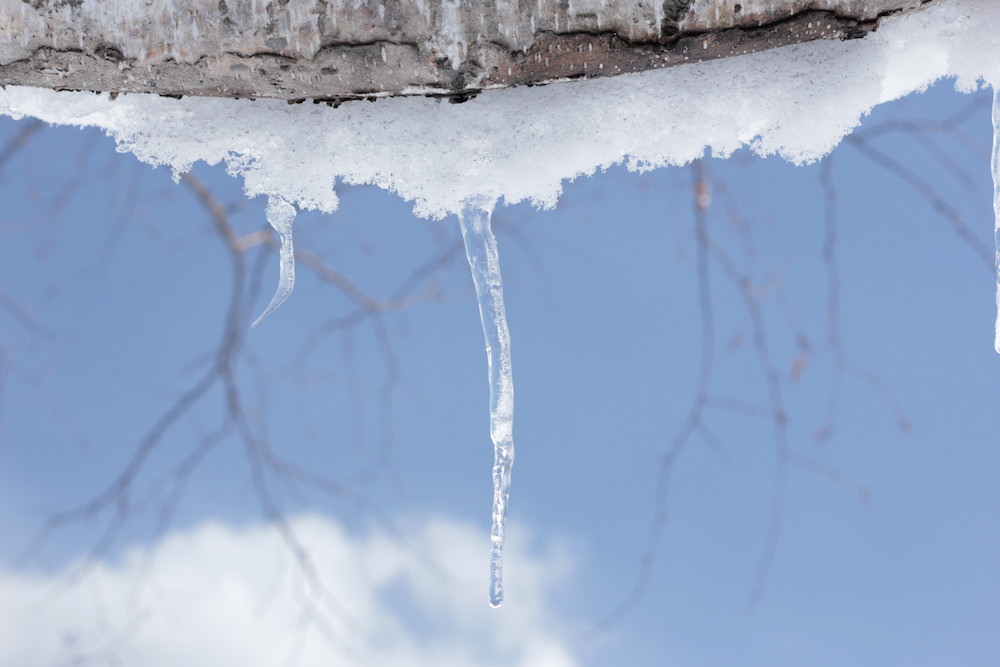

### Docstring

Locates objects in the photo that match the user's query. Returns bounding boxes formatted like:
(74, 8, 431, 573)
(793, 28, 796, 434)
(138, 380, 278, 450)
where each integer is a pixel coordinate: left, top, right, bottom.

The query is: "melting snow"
(1, 0, 997, 222)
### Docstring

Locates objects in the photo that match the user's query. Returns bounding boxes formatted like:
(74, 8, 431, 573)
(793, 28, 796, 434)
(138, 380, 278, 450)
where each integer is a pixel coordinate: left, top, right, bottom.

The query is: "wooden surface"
(0, 0, 940, 102)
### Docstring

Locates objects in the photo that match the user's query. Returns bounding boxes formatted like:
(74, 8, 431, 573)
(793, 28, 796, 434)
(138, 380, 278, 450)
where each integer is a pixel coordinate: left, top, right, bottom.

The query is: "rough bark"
(0, 0, 941, 103)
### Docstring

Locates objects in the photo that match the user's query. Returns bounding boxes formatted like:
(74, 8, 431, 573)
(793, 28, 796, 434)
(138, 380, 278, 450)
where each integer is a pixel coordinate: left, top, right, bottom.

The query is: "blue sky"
(1, 80, 998, 665)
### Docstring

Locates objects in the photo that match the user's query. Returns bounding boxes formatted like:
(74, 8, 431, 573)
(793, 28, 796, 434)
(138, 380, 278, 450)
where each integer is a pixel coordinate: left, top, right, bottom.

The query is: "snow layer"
(0, 0, 997, 220)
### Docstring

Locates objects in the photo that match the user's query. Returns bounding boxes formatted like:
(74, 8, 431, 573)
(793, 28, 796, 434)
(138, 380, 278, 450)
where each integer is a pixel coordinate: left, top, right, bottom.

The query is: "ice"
(252, 196, 297, 328)
(994, 88, 1000, 353)
(458, 199, 515, 607)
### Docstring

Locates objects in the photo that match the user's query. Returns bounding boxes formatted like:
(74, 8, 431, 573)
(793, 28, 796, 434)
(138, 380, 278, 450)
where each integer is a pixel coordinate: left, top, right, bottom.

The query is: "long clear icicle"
(252, 196, 297, 328)
(458, 200, 515, 608)
(993, 89, 1000, 352)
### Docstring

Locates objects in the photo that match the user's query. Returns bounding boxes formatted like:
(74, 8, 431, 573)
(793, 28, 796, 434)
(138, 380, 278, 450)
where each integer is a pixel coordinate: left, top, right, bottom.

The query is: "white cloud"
(0, 515, 579, 666)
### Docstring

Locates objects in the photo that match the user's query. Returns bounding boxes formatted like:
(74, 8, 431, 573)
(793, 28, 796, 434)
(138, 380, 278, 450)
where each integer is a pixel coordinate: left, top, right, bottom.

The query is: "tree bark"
(0, 0, 940, 103)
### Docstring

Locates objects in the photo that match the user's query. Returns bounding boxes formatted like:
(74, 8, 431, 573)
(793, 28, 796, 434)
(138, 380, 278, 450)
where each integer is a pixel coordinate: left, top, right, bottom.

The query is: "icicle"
(993, 88, 1000, 352)
(252, 196, 297, 328)
(458, 199, 515, 608)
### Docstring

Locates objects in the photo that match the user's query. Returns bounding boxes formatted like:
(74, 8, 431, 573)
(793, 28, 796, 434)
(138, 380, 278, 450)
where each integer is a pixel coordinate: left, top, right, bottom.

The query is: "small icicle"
(252, 196, 297, 328)
(458, 198, 515, 608)
(993, 88, 1000, 352)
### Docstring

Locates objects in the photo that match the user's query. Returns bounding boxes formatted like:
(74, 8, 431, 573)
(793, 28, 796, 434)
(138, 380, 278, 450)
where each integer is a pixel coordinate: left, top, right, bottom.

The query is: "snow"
(0, 0, 997, 221)
(458, 200, 515, 607)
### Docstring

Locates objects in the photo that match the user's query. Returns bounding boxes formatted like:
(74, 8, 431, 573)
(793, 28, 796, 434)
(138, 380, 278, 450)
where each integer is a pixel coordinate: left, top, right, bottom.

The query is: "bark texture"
(0, 0, 941, 102)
